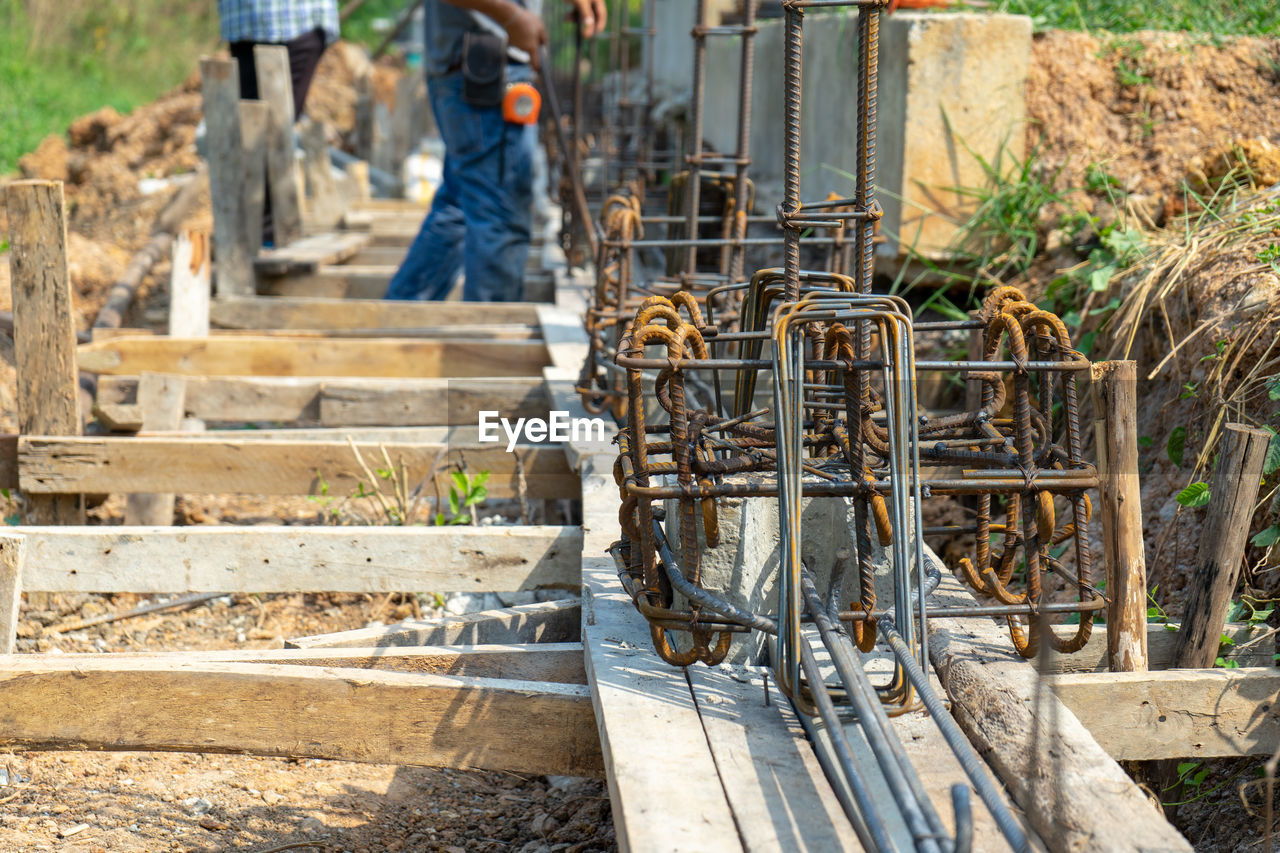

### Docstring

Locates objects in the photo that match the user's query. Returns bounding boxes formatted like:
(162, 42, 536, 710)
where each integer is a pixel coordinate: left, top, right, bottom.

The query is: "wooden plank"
(76, 336, 550, 378)
(686, 664, 860, 851)
(168, 230, 212, 338)
(1048, 622, 1275, 672)
(578, 452, 742, 852)
(0, 659, 602, 777)
(355, 72, 374, 162)
(4, 180, 84, 525)
(123, 374, 185, 525)
(89, 325, 541, 342)
(18, 436, 579, 499)
(254, 44, 302, 248)
(0, 435, 16, 489)
(98, 375, 548, 425)
(391, 72, 415, 166)
(257, 264, 394, 298)
(90, 325, 541, 342)
(0, 535, 23, 654)
(1091, 360, 1148, 671)
(211, 295, 537, 330)
(238, 99, 268, 259)
(319, 376, 547, 427)
(1052, 668, 1280, 760)
(254, 232, 372, 276)
(288, 598, 581, 649)
(351, 246, 407, 266)
(16, 525, 581, 594)
(301, 119, 342, 229)
(23, 644, 586, 684)
(537, 303, 591, 371)
(1173, 423, 1272, 670)
(199, 58, 253, 296)
(928, 569, 1191, 851)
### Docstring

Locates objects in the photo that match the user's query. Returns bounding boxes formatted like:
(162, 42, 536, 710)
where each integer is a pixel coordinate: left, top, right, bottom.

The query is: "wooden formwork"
(1, 61, 1274, 852)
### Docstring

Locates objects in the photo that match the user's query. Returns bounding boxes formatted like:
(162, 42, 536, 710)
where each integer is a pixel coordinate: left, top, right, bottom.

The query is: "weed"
(436, 470, 490, 526)
(990, 0, 1276, 36)
(1105, 38, 1152, 87)
(1175, 482, 1211, 508)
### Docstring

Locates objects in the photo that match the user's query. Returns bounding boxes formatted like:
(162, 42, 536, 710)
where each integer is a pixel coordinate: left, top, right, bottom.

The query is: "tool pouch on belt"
(461, 31, 507, 107)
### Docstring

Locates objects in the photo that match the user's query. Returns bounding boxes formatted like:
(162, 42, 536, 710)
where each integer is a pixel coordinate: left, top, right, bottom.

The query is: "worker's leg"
(284, 27, 328, 118)
(385, 166, 465, 300)
(384, 73, 475, 300)
(456, 68, 537, 303)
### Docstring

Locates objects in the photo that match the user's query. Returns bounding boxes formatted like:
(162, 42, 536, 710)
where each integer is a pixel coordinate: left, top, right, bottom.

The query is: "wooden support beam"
(686, 663, 860, 850)
(254, 44, 303, 248)
(15, 525, 581, 594)
(238, 99, 268, 260)
(168, 230, 212, 338)
(355, 72, 374, 162)
(1052, 668, 1280, 761)
(123, 374, 186, 525)
(1048, 622, 1275, 672)
(0, 535, 24, 654)
(76, 336, 550, 378)
(254, 231, 372, 276)
(300, 119, 342, 229)
(18, 436, 578, 499)
(97, 375, 548, 426)
(257, 265, 395, 298)
(1173, 423, 1272, 670)
(928, 569, 1191, 851)
(22, 644, 587, 685)
(5, 179, 84, 526)
(211, 295, 537, 330)
(1092, 360, 1148, 672)
(199, 58, 253, 296)
(0, 659, 602, 777)
(577, 454, 742, 852)
(287, 598, 580, 649)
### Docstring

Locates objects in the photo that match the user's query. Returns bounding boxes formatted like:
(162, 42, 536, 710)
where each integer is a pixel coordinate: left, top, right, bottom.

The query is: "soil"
(1027, 29, 1280, 222)
(1, 23, 1278, 853)
(1024, 30, 1280, 853)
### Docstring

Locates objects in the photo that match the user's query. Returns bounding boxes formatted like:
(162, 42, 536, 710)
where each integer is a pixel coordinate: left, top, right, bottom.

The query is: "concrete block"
(877, 12, 1032, 258)
(665, 478, 895, 664)
(696, 11, 1031, 258)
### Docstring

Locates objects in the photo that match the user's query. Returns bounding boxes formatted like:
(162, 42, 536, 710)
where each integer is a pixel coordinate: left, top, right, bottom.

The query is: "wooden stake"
(199, 58, 253, 296)
(355, 72, 374, 163)
(4, 180, 84, 526)
(123, 374, 187, 526)
(254, 44, 303, 247)
(300, 120, 341, 229)
(167, 230, 211, 338)
(238, 99, 268, 260)
(0, 534, 25, 654)
(1172, 423, 1271, 670)
(1091, 360, 1147, 672)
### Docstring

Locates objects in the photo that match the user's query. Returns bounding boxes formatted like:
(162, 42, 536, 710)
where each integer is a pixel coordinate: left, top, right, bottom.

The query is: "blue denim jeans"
(386, 65, 536, 302)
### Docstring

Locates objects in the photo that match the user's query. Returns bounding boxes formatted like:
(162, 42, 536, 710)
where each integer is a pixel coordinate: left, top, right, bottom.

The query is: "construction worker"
(217, 0, 340, 245)
(385, 0, 606, 303)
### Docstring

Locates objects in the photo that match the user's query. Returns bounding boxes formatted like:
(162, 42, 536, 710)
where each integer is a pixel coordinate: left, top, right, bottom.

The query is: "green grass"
(991, 0, 1279, 35)
(0, 0, 219, 175)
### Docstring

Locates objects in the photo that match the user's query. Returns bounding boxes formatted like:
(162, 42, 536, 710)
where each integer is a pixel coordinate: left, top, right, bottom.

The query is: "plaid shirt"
(218, 0, 340, 45)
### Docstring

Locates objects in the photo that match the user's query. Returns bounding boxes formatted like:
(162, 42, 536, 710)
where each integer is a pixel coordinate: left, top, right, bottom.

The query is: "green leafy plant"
(1175, 482, 1211, 508)
(435, 470, 490, 526)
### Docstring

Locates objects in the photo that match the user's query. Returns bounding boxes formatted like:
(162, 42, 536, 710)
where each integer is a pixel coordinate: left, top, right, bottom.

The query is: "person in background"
(217, 0, 340, 245)
(385, 0, 606, 303)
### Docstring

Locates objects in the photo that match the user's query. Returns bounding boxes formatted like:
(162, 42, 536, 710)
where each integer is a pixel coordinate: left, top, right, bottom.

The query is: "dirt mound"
(1096, 188, 1280, 610)
(1027, 30, 1280, 218)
